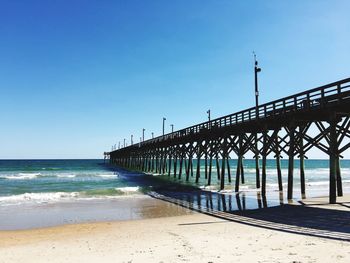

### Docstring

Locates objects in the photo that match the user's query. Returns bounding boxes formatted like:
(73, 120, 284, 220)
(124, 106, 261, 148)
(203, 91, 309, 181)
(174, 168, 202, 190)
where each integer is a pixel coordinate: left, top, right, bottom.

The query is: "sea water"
(0, 159, 349, 206)
(0, 159, 143, 205)
(0, 159, 349, 229)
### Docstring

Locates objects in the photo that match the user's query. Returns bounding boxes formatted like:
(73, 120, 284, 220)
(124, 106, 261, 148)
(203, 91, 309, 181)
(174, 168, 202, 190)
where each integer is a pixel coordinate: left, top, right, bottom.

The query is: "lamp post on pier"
(131, 135, 133, 145)
(151, 132, 154, 139)
(254, 52, 261, 119)
(207, 109, 211, 129)
(162, 117, 166, 136)
(253, 52, 262, 189)
(118, 141, 120, 149)
(142, 128, 145, 142)
(123, 138, 126, 148)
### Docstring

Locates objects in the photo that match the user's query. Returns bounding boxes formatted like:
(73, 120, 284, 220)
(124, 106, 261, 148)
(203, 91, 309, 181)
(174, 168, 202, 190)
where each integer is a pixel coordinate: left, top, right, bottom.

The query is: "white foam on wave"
(266, 182, 288, 188)
(0, 173, 41, 180)
(0, 172, 120, 180)
(306, 181, 329, 186)
(56, 174, 76, 178)
(96, 174, 118, 178)
(115, 186, 140, 193)
(0, 192, 79, 204)
(0, 188, 145, 206)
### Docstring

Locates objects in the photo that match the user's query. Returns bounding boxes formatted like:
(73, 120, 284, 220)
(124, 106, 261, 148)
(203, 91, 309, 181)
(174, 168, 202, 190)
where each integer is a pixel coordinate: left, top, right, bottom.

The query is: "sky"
(0, 0, 349, 159)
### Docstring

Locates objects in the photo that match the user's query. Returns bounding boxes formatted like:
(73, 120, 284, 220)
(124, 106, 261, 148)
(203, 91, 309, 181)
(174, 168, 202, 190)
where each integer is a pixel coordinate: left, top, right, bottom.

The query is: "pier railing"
(108, 77, 350, 204)
(119, 77, 350, 149)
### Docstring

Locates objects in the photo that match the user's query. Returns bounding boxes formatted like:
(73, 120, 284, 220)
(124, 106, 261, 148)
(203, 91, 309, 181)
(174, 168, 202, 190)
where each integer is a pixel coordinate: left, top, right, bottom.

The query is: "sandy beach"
(0, 195, 349, 263)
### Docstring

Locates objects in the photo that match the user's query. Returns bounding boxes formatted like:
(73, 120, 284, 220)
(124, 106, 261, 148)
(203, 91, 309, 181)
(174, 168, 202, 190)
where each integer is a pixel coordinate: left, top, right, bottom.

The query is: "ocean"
(1, 159, 350, 205)
(0, 159, 349, 229)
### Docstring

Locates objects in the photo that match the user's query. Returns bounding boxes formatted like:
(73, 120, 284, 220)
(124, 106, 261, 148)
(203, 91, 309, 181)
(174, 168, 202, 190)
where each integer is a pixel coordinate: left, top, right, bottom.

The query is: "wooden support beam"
(195, 157, 200, 183)
(195, 142, 202, 183)
(337, 117, 350, 146)
(190, 158, 194, 178)
(240, 159, 245, 184)
(168, 154, 172, 177)
(163, 151, 167, 174)
(226, 158, 231, 183)
(220, 155, 226, 190)
(329, 115, 338, 204)
(178, 153, 183, 179)
(287, 125, 295, 200)
(216, 154, 220, 180)
(173, 155, 177, 178)
(208, 155, 213, 186)
(155, 155, 159, 173)
(205, 151, 208, 180)
(262, 130, 267, 196)
(255, 133, 260, 188)
(185, 157, 190, 181)
(336, 156, 343, 196)
(220, 138, 227, 190)
(235, 156, 241, 192)
(299, 126, 306, 198)
(235, 135, 243, 193)
(275, 132, 283, 192)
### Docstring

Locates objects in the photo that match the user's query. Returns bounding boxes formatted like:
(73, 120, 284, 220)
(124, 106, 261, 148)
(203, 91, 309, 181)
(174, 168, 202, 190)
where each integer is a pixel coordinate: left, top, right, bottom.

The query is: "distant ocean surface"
(0, 159, 350, 207)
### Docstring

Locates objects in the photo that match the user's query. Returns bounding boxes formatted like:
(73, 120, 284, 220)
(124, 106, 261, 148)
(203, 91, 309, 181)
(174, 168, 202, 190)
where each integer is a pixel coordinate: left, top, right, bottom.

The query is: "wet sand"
(0, 195, 193, 230)
(0, 194, 350, 262)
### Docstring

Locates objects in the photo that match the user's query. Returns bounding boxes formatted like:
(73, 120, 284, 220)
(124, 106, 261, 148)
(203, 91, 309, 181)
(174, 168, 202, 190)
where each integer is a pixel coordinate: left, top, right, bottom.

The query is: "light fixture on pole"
(170, 124, 174, 133)
(151, 132, 154, 139)
(131, 135, 133, 145)
(142, 128, 145, 142)
(253, 52, 261, 119)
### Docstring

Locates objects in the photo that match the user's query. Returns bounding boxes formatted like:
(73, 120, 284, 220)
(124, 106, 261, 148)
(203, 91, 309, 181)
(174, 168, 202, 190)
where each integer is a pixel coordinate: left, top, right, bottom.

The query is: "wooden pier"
(107, 78, 350, 203)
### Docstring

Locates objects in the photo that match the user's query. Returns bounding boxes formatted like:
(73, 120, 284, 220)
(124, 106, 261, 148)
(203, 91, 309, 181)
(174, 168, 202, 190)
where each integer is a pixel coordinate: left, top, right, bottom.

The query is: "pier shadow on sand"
(107, 166, 350, 241)
(148, 188, 350, 242)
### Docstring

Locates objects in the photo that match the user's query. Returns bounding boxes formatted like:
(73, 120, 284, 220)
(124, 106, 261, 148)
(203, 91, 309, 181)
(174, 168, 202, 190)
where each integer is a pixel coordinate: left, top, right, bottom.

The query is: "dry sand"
(0, 195, 349, 263)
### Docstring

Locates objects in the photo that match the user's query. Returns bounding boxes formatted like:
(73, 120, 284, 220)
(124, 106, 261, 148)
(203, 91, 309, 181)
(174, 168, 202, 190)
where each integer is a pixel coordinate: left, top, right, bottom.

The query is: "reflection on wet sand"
(149, 190, 350, 241)
(149, 188, 287, 215)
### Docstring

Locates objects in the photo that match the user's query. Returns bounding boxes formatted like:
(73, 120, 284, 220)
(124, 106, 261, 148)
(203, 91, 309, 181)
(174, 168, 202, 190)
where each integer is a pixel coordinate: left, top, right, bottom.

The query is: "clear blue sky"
(0, 0, 349, 159)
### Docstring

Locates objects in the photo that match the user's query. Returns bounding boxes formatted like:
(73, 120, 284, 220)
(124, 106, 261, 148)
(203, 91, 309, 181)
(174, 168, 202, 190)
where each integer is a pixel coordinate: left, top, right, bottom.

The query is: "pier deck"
(107, 78, 350, 203)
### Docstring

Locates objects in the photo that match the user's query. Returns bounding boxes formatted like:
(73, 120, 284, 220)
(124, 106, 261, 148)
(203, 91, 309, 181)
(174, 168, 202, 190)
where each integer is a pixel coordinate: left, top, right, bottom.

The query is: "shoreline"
(0, 194, 349, 262)
(0, 194, 193, 231)
(0, 186, 348, 231)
